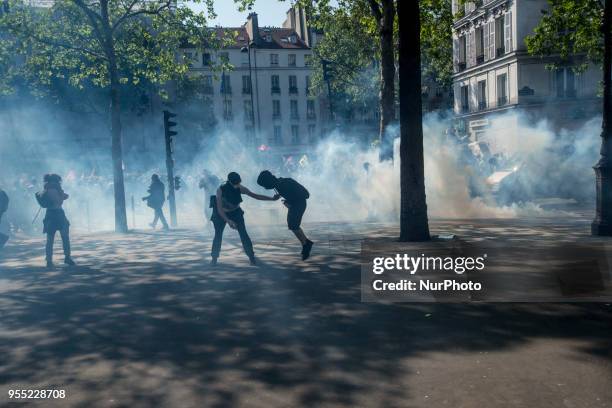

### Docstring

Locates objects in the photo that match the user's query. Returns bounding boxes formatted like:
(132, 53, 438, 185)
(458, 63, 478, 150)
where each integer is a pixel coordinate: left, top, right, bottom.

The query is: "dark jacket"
(146, 181, 166, 208)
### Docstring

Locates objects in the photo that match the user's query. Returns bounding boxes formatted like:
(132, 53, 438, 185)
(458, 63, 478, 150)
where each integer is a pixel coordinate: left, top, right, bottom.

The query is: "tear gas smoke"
(0, 101, 602, 234)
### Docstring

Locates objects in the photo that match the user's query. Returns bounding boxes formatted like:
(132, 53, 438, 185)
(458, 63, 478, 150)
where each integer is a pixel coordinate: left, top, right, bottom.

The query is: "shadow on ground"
(0, 219, 610, 407)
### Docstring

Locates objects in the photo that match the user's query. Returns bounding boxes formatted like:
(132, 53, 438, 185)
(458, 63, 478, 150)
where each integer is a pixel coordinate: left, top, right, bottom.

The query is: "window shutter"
(453, 37, 460, 70)
(504, 11, 512, 53)
(483, 23, 490, 61)
(467, 31, 474, 67)
(488, 20, 495, 59)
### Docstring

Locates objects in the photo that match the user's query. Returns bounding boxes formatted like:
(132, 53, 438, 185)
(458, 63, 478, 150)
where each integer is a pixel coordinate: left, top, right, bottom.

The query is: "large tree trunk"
(108, 49, 128, 232)
(592, 0, 612, 235)
(109, 58, 128, 233)
(398, 0, 430, 242)
(99, 0, 128, 233)
(371, 0, 396, 161)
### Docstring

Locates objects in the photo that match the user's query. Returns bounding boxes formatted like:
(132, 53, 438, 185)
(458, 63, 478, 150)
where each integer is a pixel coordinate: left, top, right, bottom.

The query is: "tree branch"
(368, 0, 382, 24)
(112, 0, 173, 33)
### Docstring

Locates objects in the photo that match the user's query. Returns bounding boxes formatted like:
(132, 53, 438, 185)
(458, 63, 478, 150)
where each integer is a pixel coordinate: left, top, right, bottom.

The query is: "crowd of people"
(0, 169, 314, 268)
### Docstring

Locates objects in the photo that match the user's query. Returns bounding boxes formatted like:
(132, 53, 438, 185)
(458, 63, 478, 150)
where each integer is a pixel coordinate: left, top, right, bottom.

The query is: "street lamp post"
(241, 43, 260, 145)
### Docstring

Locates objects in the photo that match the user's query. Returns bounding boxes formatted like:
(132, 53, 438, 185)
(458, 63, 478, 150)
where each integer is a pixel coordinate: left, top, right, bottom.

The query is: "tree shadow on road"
(0, 223, 610, 407)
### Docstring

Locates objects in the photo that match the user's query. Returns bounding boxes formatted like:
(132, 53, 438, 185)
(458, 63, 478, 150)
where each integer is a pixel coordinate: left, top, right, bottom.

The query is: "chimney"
(246, 13, 261, 46)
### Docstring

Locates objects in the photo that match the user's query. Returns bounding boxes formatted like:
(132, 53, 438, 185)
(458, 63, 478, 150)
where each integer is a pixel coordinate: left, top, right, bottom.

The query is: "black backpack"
(35, 191, 53, 209)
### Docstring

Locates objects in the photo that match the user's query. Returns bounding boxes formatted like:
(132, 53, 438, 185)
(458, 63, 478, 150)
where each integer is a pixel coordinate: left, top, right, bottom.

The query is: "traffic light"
(163, 110, 178, 226)
(163, 110, 178, 147)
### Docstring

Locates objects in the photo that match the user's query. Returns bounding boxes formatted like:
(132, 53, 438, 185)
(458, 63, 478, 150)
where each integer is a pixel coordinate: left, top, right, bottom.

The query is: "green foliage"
(0, 0, 216, 98)
(525, 0, 604, 72)
(421, 0, 453, 87)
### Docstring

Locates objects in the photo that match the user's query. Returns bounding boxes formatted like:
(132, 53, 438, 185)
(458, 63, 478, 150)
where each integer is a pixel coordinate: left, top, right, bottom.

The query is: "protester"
(257, 170, 313, 260)
(0, 188, 9, 250)
(37, 174, 75, 268)
(211, 172, 279, 266)
(143, 174, 169, 230)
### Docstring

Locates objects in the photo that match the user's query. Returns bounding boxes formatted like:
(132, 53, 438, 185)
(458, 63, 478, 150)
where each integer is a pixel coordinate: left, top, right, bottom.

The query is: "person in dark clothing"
(39, 174, 75, 268)
(142, 174, 169, 230)
(211, 172, 279, 265)
(0, 188, 8, 250)
(257, 170, 313, 260)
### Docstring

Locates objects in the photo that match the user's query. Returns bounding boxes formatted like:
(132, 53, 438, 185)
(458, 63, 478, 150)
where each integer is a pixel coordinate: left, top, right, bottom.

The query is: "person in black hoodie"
(211, 172, 279, 266)
(142, 174, 169, 230)
(257, 170, 313, 260)
(39, 174, 75, 268)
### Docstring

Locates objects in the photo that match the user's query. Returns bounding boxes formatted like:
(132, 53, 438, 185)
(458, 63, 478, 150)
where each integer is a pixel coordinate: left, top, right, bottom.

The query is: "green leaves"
(0, 0, 216, 97)
(526, 0, 603, 72)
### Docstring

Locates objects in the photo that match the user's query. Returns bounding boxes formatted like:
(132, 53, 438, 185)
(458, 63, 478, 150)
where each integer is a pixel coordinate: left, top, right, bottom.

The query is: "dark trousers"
(211, 210, 254, 260)
(46, 228, 70, 262)
(152, 207, 169, 228)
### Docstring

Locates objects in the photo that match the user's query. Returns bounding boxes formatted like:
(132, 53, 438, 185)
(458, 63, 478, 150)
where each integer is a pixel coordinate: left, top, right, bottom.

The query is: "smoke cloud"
(0, 99, 602, 236)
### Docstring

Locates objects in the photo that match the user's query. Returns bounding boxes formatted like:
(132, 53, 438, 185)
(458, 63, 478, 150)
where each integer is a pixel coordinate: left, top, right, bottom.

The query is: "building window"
(495, 17, 505, 56)
(304, 54, 312, 66)
(289, 75, 298, 94)
(475, 27, 484, 64)
(220, 73, 232, 94)
(272, 100, 281, 119)
(271, 75, 280, 94)
(308, 124, 316, 144)
(203, 75, 213, 94)
(202, 53, 212, 66)
(223, 100, 233, 120)
(458, 36, 467, 70)
(307, 100, 316, 119)
(183, 51, 194, 67)
(242, 75, 251, 94)
(270, 53, 279, 66)
(556, 68, 576, 98)
(291, 125, 300, 144)
(272, 126, 282, 145)
(241, 52, 249, 66)
(306, 75, 311, 95)
(218, 52, 229, 64)
(288, 54, 297, 67)
(290, 100, 299, 119)
(244, 100, 253, 122)
(477, 80, 487, 110)
(460, 85, 469, 112)
(497, 74, 507, 106)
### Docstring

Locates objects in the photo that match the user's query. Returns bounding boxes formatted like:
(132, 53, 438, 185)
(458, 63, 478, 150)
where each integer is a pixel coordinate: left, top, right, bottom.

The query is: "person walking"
(38, 174, 75, 268)
(143, 174, 169, 230)
(211, 172, 279, 265)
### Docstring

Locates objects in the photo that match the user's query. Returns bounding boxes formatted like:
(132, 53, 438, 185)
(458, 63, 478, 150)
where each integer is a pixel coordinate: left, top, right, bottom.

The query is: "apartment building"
(452, 0, 601, 152)
(184, 11, 325, 160)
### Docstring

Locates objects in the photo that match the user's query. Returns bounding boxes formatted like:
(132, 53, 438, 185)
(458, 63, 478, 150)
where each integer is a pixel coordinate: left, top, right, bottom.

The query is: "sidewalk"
(0, 217, 610, 407)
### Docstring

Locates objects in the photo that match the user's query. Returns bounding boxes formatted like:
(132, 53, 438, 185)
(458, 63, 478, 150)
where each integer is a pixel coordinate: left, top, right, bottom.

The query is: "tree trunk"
(109, 57, 128, 233)
(398, 0, 430, 242)
(592, 0, 612, 235)
(378, 0, 396, 161)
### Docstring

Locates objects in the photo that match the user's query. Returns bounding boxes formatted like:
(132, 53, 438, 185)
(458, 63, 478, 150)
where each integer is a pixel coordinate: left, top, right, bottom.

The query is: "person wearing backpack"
(142, 174, 169, 230)
(257, 170, 313, 260)
(38, 174, 75, 268)
(0, 188, 9, 250)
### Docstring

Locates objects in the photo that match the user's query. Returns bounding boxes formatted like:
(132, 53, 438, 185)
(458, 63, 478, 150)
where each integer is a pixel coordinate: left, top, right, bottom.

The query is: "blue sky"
(193, 0, 294, 28)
